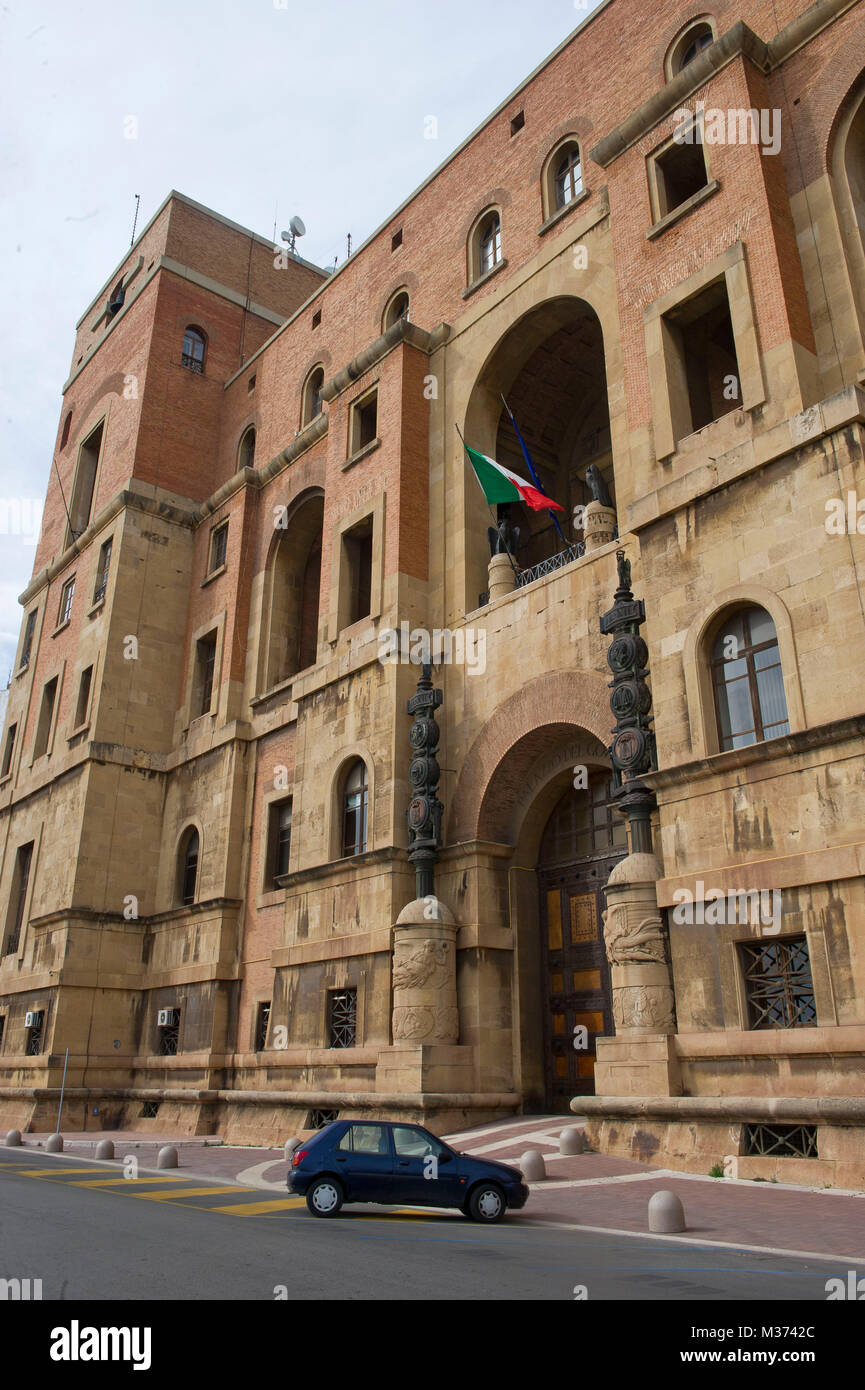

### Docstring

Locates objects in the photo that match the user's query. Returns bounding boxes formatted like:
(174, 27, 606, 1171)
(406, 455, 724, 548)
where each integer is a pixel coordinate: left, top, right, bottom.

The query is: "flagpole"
(455, 423, 520, 579)
(500, 394, 571, 551)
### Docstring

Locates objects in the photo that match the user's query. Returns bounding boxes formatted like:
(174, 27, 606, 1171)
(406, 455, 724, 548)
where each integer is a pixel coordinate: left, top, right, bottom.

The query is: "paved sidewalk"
(13, 1116, 865, 1263)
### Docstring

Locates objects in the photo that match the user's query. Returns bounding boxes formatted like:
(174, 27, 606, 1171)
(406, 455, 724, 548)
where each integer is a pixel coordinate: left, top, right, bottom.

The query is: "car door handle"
(336, 1156, 347, 1162)
(398, 1159, 410, 1166)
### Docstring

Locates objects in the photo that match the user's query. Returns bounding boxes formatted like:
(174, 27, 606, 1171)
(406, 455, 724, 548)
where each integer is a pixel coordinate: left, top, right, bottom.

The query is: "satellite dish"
(290, 215, 306, 238)
(280, 230, 292, 244)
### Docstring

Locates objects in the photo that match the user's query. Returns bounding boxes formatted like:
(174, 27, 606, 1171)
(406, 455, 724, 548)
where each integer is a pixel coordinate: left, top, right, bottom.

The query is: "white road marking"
(235, 1159, 287, 1192)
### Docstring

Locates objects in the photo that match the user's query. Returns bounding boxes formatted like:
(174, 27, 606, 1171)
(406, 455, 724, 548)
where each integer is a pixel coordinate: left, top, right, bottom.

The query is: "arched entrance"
(536, 771, 627, 1110)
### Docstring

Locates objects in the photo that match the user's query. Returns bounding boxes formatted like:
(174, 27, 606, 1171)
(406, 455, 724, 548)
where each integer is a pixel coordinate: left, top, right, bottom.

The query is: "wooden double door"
(538, 854, 623, 1110)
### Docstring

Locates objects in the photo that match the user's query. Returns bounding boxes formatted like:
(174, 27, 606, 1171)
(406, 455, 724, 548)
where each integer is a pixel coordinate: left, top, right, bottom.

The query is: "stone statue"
(392, 938, 453, 991)
(602, 903, 666, 965)
(585, 464, 613, 507)
(616, 549, 631, 592)
(487, 503, 520, 559)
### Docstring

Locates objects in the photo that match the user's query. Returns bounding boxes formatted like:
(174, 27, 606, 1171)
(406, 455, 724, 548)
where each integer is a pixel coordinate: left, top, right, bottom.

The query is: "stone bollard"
(46, 1133, 63, 1153)
(487, 551, 517, 602)
(519, 1149, 546, 1182)
(157, 1145, 179, 1169)
(95, 1140, 115, 1160)
(583, 500, 617, 552)
(559, 1127, 584, 1156)
(284, 1137, 301, 1161)
(5, 1129, 22, 1147)
(648, 1189, 686, 1233)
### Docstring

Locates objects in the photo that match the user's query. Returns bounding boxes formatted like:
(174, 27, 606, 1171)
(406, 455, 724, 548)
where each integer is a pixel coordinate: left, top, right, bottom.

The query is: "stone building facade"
(1, 0, 865, 1185)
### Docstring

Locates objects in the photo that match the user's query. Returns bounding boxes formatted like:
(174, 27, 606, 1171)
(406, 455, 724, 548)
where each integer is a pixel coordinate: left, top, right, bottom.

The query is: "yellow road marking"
(208, 1197, 307, 1215)
(61, 1175, 186, 1188)
(19, 1168, 129, 1178)
(124, 1186, 242, 1201)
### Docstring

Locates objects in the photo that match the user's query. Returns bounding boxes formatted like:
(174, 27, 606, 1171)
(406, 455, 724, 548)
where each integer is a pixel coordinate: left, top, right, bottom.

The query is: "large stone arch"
(448, 669, 610, 846)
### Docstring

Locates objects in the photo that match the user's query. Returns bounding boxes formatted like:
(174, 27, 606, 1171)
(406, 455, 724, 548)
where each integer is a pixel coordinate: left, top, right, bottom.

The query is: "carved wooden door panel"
(539, 859, 619, 1109)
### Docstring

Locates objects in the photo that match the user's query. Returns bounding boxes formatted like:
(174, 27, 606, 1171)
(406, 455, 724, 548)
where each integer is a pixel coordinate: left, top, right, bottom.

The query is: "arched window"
(60, 411, 72, 450)
(342, 761, 368, 857)
(382, 290, 410, 332)
(302, 366, 325, 426)
(107, 278, 126, 319)
(182, 325, 206, 374)
(179, 828, 200, 905)
(710, 607, 790, 750)
(478, 212, 502, 275)
(667, 20, 715, 77)
(238, 426, 256, 470)
(554, 144, 583, 209)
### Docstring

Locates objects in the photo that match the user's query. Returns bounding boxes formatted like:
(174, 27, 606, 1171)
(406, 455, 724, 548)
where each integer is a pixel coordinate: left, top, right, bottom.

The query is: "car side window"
(392, 1126, 446, 1159)
(336, 1124, 390, 1155)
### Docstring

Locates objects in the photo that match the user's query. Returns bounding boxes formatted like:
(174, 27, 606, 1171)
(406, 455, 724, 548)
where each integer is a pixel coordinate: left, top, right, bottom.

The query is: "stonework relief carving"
(602, 903, 666, 965)
(392, 939, 453, 992)
(613, 985, 675, 1032)
(392, 1004, 458, 1041)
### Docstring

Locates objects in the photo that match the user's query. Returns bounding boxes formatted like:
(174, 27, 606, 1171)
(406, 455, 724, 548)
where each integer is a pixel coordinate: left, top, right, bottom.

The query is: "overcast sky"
(0, 0, 602, 680)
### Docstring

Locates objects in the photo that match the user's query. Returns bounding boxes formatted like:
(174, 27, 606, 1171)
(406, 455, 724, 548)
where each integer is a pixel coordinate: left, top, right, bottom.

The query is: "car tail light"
(292, 1149, 308, 1167)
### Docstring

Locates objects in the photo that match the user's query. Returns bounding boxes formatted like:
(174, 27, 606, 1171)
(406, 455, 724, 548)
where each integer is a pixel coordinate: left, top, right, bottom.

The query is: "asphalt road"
(0, 1151, 853, 1302)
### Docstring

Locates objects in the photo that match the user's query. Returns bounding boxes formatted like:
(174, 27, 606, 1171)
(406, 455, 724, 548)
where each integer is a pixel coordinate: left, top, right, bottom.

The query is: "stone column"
(594, 852, 681, 1095)
(583, 499, 617, 551)
(487, 551, 516, 601)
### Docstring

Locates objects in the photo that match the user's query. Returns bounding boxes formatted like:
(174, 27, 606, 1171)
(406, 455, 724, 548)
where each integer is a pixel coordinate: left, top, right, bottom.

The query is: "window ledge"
(537, 187, 590, 236)
(462, 257, 508, 300)
(201, 563, 227, 589)
(87, 597, 106, 618)
(251, 675, 296, 708)
(0, 771, 11, 787)
(342, 437, 381, 472)
(51, 619, 71, 638)
(16, 661, 29, 679)
(67, 721, 90, 742)
(647, 179, 720, 240)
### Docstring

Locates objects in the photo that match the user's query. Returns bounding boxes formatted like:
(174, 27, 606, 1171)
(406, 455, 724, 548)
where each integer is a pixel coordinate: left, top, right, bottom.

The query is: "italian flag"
(463, 442, 563, 512)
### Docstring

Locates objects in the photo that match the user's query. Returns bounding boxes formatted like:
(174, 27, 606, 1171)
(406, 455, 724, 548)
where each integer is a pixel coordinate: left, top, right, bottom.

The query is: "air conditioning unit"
(157, 1008, 179, 1028)
(24, 1011, 41, 1028)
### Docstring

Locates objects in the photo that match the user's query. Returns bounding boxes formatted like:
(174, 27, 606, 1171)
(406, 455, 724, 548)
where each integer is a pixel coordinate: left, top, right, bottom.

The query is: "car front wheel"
(467, 1183, 505, 1223)
(306, 1176, 344, 1217)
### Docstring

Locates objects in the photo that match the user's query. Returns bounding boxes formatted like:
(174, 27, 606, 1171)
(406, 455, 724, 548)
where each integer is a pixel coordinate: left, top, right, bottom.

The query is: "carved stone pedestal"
(487, 551, 516, 601)
(597, 851, 682, 1097)
(584, 500, 617, 551)
(376, 896, 474, 1094)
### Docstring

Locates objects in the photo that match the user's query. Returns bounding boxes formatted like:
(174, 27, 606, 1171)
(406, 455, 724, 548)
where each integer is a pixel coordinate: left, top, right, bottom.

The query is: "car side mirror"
(438, 1151, 453, 1164)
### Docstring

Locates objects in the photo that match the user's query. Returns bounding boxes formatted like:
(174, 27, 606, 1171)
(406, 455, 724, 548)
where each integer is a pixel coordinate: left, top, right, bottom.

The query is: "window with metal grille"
(58, 576, 75, 627)
(209, 522, 228, 573)
(93, 537, 112, 604)
(268, 798, 293, 888)
(308, 1108, 339, 1129)
(739, 936, 816, 1029)
(158, 1019, 179, 1056)
(179, 829, 199, 906)
(555, 144, 582, 208)
(139, 1100, 160, 1118)
(182, 326, 206, 373)
(19, 609, 37, 668)
(1, 723, 17, 779)
(254, 1002, 271, 1052)
(342, 762, 368, 857)
(743, 1123, 818, 1158)
(328, 988, 357, 1048)
(712, 607, 790, 751)
(25, 1009, 44, 1055)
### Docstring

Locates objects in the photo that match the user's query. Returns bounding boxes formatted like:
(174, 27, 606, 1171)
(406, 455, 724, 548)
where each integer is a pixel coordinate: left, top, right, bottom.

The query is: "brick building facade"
(2, 0, 865, 1184)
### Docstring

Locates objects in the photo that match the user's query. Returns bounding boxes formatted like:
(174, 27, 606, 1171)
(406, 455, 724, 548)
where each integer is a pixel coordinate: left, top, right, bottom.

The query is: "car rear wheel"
(467, 1183, 505, 1223)
(306, 1176, 344, 1217)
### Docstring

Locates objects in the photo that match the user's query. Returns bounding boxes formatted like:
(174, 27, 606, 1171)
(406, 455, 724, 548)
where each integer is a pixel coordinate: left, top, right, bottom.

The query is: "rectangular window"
(662, 279, 741, 444)
(4, 842, 34, 956)
(93, 537, 112, 604)
(19, 610, 37, 669)
(67, 420, 103, 546)
(341, 518, 373, 627)
(254, 1001, 271, 1052)
(74, 666, 93, 729)
(350, 390, 378, 455)
(209, 522, 228, 574)
(33, 677, 58, 759)
(1, 723, 17, 779)
(0, 1015, 5, 1050)
(57, 577, 75, 628)
(654, 133, 708, 219)
(157, 1008, 180, 1056)
(25, 1009, 44, 1056)
(328, 988, 357, 1048)
(267, 797, 293, 888)
(739, 936, 816, 1030)
(194, 632, 218, 718)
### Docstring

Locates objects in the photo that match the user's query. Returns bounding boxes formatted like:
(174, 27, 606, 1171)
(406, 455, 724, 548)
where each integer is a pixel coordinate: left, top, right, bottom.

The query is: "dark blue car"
(287, 1119, 529, 1222)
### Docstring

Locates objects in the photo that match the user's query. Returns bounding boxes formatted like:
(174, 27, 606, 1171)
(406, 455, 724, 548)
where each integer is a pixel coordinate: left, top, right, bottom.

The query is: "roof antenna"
(130, 194, 140, 247)
(346, 232, 352, 258)
(279, 215, 307, 258)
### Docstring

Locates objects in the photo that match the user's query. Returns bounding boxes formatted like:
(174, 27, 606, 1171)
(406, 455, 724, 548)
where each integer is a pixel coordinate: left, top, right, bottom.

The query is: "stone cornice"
(320, 317, 448, 403)
(647, 714, 865, 790)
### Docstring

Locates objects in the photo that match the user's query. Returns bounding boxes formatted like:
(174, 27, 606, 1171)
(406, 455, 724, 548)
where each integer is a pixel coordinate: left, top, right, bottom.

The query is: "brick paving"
(15, 1116, 865, 1261)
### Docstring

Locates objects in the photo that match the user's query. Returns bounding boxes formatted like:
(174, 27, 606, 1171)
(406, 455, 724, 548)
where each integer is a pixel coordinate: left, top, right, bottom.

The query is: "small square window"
(510, 110, 525, 136)
(391, 228, 403, 251)
(350, 390, 378, 456)
(312, 309, 322, 329)
(654, 135, 708, 220)
(248, 375, 256, 394)
(209, 522, 228, 574)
